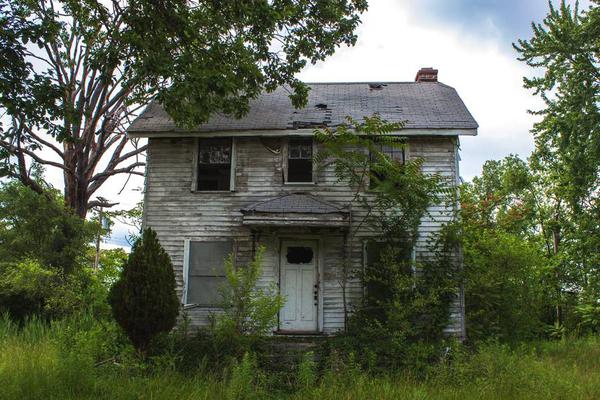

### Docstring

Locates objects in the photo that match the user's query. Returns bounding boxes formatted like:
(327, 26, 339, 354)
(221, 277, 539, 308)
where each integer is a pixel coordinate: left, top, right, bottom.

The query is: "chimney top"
(415, 67, 438, 82)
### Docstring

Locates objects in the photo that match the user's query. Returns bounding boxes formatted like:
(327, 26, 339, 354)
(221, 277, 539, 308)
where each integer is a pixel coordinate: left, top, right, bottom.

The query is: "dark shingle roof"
(128, 82, 478, 134)
(241, 193, 348, 214)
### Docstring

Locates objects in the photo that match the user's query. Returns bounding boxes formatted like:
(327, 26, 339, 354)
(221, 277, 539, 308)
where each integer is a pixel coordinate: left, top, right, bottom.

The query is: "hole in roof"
(315, 103, 328, 110)
(368, 83, 386, 90)
(286, 247, 314, 264)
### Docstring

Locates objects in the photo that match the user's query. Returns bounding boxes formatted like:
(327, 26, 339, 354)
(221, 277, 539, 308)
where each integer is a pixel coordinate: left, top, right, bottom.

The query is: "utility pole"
(94, 197, 109, 271)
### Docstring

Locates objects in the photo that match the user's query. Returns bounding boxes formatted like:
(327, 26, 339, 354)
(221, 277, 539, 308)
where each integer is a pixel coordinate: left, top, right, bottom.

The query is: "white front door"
(279, 240, 318, 332)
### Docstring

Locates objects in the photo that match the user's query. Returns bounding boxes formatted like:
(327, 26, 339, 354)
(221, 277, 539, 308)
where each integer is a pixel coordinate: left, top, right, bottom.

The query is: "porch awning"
(241, 193, 350, 228)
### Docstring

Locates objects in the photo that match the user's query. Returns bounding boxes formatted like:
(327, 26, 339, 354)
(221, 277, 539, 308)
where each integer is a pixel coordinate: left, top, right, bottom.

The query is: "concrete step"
(256, 336, 327, 371)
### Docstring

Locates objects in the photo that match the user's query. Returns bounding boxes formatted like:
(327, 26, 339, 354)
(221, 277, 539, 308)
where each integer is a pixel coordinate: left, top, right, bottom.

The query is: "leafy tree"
(0, 0, 367, 217)
(316, 116, 449, 328)
(0, 179, 96, 273)
(86, 247, 128, 287)
(315, 116, 458, 368)
(109, 228, 179, 354)
(515, 0, 600, 328)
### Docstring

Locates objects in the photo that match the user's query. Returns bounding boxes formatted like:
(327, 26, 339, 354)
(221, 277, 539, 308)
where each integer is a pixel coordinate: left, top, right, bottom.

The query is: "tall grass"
(1, 315, 600, 399)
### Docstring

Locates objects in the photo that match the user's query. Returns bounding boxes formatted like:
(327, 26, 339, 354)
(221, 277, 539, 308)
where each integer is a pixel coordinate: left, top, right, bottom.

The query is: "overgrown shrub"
(109, 228, 179, 354)
(0, 260, 111, 321)
(0, 181, 96, 273)
(215, 245, 283, 337)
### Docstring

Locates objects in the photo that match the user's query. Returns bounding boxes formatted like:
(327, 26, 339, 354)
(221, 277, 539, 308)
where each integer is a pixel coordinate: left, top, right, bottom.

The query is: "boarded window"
(369, 139, 405, 188)
(287, 138, 313, 182)
(186, 241, 233, 305)
(197, 138, 232, 191)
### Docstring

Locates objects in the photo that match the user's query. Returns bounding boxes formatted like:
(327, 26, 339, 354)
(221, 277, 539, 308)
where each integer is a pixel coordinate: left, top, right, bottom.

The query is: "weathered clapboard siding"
(143, 135, 465, 337)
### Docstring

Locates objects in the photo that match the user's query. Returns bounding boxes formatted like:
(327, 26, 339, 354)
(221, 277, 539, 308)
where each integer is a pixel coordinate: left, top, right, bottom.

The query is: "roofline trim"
(128, 127, 477, 139)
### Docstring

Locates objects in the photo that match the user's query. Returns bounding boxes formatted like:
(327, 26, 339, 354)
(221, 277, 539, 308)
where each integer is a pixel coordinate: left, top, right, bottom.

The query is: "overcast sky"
(75, 0, 587, 249)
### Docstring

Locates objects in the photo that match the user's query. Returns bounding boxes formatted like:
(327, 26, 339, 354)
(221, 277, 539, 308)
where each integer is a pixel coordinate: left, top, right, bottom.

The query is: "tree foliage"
(460, 156, 551, 342)
(0, 178, 96, 273)
(0, 0, 367, 217)
(512, 0, 600, 332)
(0, 178, 112, 321)
(109, 228, 179, 353)
(316, 116, 458, 368)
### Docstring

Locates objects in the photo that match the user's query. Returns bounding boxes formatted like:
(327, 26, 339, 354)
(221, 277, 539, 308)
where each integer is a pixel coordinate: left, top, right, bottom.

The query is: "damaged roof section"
(128, 82, 478, 135)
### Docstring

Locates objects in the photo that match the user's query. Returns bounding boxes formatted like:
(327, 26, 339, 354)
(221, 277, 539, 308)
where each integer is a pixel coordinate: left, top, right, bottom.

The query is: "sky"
(44, 0, 589, 249)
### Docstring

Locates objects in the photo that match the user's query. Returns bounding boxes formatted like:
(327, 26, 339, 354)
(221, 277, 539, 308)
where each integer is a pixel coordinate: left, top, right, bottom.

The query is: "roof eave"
(127, 127, 478, 139)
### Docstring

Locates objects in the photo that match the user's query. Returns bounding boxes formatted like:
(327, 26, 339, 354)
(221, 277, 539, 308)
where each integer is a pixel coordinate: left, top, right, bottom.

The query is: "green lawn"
(2, 318, 600, 400)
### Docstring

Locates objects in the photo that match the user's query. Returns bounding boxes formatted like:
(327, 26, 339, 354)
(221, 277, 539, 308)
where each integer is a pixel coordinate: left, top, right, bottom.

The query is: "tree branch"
(0, 140, 72, 174)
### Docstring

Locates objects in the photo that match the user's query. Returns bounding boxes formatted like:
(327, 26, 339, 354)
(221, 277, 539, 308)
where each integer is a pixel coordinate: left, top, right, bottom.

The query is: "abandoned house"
(128, 67, 478, 337)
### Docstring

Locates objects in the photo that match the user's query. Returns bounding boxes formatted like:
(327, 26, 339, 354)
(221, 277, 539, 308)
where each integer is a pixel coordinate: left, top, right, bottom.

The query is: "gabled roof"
(241, 193, 348, 215)
(128, 82, 478, 135)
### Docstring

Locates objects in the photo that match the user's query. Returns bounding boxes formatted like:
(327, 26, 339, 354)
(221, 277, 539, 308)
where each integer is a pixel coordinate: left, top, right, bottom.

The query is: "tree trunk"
(63, 146, 91, 218)
(552, 228, 561, 325)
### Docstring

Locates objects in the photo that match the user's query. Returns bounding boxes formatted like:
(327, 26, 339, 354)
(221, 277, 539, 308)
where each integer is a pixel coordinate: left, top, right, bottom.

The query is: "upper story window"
(369, 140, 405, 188)
(287, 137, 313, 183)
(197, 138, 232, 191)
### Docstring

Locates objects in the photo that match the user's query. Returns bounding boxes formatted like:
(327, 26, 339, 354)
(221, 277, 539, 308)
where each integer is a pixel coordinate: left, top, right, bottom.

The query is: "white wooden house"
(128, 68, 478, 337)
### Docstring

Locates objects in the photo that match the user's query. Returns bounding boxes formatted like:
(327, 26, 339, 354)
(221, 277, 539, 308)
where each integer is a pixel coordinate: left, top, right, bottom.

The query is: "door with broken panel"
(279, 240, 319, 332)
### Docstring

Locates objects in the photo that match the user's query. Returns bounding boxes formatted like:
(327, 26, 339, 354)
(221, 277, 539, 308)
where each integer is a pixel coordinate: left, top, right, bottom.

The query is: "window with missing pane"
(287, 138, 313, 182)
(197, 138, 232, 191)
(369, 139, 405, 188)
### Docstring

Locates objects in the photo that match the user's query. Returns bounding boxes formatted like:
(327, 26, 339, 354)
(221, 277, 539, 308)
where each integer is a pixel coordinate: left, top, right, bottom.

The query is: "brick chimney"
(415, 67, 438, 82)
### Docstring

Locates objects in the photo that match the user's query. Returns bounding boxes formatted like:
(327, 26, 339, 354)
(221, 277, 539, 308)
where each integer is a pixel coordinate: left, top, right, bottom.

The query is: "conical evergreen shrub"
(109, 228, 179, 353)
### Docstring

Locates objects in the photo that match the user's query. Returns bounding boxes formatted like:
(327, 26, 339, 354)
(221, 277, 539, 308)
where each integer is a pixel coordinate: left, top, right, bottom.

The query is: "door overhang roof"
(241, 193, 350, 228)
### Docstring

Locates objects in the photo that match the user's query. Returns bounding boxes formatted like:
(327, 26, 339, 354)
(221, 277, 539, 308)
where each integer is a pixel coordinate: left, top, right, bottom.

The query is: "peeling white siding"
(144, 135, 465, 337)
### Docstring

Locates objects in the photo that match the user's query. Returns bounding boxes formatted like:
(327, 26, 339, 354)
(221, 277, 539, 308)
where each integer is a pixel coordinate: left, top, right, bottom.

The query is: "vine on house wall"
(315, 115, 461, 368)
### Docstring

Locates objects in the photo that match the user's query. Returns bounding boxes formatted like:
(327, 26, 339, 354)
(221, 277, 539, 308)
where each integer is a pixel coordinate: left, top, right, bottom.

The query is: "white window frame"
(283, 136, 317, 185)
(182, 239, 233, 307)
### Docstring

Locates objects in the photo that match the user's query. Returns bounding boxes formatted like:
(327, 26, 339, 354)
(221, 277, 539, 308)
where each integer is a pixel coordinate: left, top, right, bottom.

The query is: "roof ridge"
(303, 81, 445, 85)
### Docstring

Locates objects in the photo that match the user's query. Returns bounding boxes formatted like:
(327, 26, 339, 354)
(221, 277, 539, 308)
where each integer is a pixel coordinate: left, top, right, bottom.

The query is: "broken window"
(286, 246, 314, 264)
(287, 138, 313, 182)
(197, 138, 232, 191)
(186, 241, 233, 306)
(369, 139, 405, 188)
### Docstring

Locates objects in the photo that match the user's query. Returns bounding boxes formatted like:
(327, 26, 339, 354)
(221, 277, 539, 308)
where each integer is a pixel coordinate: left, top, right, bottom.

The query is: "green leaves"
(515, 0, 600, 213)
(119, 0, 368, 127)
(510, 1, 600, 335)
(1, 0, 367, 215)
(216, 246, 284, 336)
(316, 116, 457, 368)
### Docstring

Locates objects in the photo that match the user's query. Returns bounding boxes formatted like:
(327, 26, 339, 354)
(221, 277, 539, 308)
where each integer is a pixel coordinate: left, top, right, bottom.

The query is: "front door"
(279, 240, 318, 332)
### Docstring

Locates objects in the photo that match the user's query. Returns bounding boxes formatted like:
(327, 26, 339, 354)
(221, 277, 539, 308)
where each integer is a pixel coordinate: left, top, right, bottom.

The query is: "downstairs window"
(185, 240, 233, 306)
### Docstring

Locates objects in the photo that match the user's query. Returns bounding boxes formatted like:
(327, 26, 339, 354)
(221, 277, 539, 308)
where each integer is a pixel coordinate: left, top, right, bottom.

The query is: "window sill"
(182, 303, 222, 310)
(284, 182, 316, 186)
